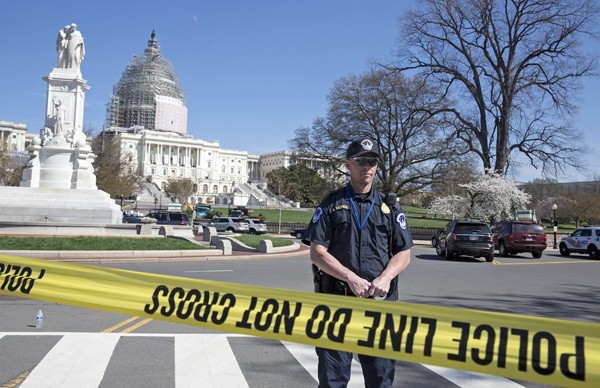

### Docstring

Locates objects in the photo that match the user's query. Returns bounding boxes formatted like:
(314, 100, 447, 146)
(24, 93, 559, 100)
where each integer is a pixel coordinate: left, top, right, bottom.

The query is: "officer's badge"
(312, 207, 323, 223)
(396, 212, 407, 230)
(381, 203, 390, 214)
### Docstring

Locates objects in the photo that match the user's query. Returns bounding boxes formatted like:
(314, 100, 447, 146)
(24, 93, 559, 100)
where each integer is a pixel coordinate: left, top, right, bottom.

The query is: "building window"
(223, 185, 228, 193)
(212, 185, 218, 193)
(163, 168, 167, 176)
(179, 170, 184, 177)
(202, 184, 208, 193)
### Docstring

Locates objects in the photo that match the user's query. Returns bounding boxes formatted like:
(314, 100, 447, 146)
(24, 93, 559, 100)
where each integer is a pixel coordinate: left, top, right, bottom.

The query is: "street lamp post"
(552, 203, 558, 249)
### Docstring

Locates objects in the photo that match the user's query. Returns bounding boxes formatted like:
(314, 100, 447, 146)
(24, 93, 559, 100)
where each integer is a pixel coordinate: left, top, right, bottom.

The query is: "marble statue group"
(56, 23, 85, 71)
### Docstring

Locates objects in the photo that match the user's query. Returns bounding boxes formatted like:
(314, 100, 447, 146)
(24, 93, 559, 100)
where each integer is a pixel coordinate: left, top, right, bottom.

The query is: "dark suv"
(492, 221, 546, 258)
(146, 211, 191, 226)
(436, 220, 494, 262)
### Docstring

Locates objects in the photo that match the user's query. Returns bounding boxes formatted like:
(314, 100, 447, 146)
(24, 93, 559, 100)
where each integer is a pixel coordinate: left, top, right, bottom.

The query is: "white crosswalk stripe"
(0, 333, 528, 388)
(20, 333, 121, 388)
(175, 334, 248, 388)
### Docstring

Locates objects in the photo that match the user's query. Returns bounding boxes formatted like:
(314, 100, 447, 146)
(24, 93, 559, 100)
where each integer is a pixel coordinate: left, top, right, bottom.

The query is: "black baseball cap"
(346, 137, 380, 159)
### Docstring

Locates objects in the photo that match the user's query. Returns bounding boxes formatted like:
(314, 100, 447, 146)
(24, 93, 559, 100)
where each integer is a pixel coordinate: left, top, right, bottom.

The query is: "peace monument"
(0, 23, 122, 225)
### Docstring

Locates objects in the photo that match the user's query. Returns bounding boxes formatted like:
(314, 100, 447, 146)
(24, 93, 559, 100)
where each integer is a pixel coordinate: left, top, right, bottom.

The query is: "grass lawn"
(0, 235, 295, 251)
(233, 234, 294, 248)
(0, 236, 208, 251)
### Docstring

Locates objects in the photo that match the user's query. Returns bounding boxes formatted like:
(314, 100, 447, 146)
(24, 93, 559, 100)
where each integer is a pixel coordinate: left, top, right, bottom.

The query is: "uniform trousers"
(316, 346, 395, 388)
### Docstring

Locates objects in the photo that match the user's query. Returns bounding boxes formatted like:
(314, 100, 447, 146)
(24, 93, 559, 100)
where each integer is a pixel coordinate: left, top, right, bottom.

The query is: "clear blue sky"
(1, 0, 598, 182)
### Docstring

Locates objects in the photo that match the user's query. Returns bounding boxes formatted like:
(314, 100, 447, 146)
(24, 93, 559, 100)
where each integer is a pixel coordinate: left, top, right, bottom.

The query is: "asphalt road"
(1, 244, 598, 387)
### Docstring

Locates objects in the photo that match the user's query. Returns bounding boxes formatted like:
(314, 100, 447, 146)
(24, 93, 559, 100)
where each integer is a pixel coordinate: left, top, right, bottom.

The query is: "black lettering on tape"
(532, 331, 556, 376)
(176, 289, 201, 319)
(421, 318, 437, 357)
(472, 324, 495, 366)
(305, 305, 331, 340)
(497, 326, 509, 368)
(255, 298, 279, 331)
(560, 336, 585, 381)
(0, 263, 46, 295)
(511, 328, 529, 372)
(357, 310, 380, 348)
(380, 314, 408, 352)
(211, 294, 235, 325)
(144, 285, 168, 314)
(274, 301, 302, 335)
(162, 287, 185, 316)
(327, 308, 352, 343)
(144, 285, 236, 326)
(236, 296, 258, 329)
(448, 321, 469, 362)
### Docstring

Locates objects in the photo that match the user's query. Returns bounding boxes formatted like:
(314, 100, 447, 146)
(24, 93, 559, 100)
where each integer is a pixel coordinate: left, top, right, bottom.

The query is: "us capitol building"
(3, 32, 317, 208)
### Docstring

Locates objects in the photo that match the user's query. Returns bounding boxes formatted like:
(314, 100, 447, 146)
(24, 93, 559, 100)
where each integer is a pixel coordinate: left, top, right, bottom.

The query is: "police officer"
(303, 137, 413, 388)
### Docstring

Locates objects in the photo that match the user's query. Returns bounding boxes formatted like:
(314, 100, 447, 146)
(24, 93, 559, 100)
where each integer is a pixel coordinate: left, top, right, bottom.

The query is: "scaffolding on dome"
(106, 31, 185, 132)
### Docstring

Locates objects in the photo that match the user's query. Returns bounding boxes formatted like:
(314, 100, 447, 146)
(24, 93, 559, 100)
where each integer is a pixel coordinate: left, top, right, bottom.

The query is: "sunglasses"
(352, 157, 379, 167)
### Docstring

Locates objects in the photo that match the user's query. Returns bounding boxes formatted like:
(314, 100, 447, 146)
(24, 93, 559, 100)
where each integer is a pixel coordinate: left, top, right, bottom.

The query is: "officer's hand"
(347, 275, 371, 298)
(367, 277, 390, 299)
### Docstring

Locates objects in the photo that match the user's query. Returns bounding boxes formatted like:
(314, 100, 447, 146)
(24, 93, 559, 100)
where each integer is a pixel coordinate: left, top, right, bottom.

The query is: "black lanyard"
(345, 185, 376, 231)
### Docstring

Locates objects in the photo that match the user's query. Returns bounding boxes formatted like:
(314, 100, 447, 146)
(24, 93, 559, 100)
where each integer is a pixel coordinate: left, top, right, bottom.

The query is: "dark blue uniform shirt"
(304, 185, 413, 298)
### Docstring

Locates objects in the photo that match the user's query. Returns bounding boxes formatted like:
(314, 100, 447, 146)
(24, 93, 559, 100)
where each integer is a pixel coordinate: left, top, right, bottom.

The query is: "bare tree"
(396, 0, 598, 177)
(92, 132, 145, 199)
(291, 68, 459, 197)
(0, 148, 25, 186)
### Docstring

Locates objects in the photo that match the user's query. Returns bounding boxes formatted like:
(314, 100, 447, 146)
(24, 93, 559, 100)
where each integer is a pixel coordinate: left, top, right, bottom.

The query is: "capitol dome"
(107, 31, 188, 134)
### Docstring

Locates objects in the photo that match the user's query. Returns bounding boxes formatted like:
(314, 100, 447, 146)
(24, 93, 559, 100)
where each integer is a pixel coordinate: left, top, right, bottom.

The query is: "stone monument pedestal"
(0, 43, 122, 226)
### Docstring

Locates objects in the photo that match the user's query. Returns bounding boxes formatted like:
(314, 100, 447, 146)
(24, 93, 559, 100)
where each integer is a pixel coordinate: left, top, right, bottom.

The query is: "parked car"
(559, 227, 600, 259)
(208, 217, 249, 233)
(435, 220, 494, 262)
(491, 220, 547, 258)
(431, 229, 443, 247)
(247, 218, 268, 234)
(122, 215, 143, 224)
(291, 228, 306, 239)
(146, 211, 191, 226)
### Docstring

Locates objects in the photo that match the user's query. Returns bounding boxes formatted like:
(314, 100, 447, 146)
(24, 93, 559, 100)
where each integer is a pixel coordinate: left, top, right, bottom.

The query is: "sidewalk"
(0, 239, 431, 264)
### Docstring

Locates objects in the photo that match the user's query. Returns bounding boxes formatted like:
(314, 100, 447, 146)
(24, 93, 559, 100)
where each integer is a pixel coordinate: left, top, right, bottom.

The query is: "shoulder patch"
(396, 212, 407, 230)
(312, 207, 324, 223)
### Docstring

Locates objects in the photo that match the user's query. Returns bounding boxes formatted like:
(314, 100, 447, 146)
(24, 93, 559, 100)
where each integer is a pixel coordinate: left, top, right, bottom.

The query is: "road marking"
(19, 333, 120, 388)
(1, 370, 30, 388)
(101, 316, 140, 333)
(120, 317, 153, 333)
(282, 342, 366, 387)
(1, 333, 528, 388)
(423, 364, 525, 387)
(492, 260, 599, 266)
(175, 334, 248, 388)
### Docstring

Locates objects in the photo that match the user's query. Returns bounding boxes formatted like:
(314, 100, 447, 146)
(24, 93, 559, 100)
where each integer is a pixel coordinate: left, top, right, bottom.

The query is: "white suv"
(208, 217, 249, 233)
(558, 227, 600, 259)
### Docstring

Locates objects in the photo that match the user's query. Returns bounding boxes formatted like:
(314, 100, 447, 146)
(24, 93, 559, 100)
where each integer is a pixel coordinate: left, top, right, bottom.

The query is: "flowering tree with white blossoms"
(428, 171, 531, 222)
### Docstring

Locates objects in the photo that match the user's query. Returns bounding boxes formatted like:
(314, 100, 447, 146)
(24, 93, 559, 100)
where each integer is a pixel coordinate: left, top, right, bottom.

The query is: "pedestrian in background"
(303, 136, 413, 387)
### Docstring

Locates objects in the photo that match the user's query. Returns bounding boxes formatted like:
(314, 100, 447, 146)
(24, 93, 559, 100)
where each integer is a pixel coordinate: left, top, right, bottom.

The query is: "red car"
(491, 221, 547, 258)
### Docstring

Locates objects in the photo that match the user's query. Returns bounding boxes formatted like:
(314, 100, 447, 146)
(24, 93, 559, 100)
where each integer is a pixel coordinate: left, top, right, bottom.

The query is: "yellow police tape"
(1, 254, 598, 386)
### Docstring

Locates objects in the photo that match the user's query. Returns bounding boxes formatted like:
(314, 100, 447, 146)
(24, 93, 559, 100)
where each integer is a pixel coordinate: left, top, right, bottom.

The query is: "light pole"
(552, 203, 558, 249)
